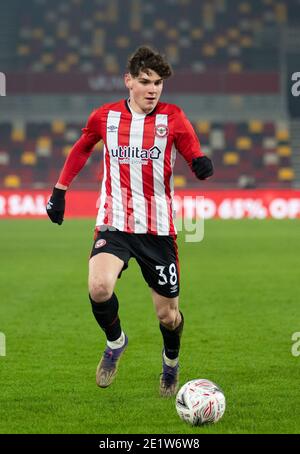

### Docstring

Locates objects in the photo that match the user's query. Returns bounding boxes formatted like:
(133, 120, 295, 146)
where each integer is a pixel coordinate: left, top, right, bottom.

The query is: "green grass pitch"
(0, 219, 300, 434)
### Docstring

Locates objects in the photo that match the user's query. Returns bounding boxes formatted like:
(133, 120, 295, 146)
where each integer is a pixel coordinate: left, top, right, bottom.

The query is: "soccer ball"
(175, 379, 226, 426)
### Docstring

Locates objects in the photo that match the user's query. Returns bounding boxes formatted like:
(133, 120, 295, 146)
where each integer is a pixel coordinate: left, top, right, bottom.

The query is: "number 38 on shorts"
(155, 263, 179, 295)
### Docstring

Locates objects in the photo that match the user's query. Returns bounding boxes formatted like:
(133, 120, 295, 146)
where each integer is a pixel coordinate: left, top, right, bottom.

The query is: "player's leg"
(89, 230, 131, 388)
(133, 233, 182, 395)
(89, 252, 125, 343)
(152, 290, 184, 397)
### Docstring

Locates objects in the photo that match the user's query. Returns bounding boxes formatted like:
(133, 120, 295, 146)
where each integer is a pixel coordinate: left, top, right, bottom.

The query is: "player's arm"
(174, 109, 214, 180)
(46, 110, 102, 225)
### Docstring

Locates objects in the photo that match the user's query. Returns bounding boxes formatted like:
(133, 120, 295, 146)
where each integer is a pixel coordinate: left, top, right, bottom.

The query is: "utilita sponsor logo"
(110, 146, 161, 164)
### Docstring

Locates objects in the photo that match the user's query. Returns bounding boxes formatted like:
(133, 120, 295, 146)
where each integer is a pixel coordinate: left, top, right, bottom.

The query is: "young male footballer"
(46, 46, 213, 397)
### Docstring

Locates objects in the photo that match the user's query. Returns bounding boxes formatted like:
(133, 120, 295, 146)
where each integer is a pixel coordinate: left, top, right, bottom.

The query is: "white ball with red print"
(175, 379, 226, 426)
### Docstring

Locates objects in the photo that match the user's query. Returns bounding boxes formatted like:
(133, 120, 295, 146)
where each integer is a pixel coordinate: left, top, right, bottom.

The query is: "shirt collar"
(125, 99, 158, 116)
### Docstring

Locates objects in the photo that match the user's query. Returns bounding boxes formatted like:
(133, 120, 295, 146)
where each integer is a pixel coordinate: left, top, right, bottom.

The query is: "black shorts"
(90, 227, 180, 298)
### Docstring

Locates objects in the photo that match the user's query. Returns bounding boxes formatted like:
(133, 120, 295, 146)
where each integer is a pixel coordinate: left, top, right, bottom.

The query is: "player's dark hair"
(127, 46, 173, 79)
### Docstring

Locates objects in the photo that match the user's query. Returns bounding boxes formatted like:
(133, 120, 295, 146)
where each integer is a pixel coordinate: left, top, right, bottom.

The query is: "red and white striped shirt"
(58, 99, 203, 235)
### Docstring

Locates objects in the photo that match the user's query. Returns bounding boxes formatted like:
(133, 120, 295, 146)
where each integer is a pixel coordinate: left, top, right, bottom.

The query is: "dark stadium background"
(0, 0, 300, 436)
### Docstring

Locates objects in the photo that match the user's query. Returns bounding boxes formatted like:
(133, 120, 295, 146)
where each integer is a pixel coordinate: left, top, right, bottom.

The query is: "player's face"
(125, 69, 163, 114)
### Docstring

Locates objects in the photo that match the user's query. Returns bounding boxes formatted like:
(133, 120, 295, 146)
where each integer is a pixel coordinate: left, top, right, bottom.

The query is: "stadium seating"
(175, 119, 293, 188)
(0, 119, 293, 189)
(15, 0, 286, 73)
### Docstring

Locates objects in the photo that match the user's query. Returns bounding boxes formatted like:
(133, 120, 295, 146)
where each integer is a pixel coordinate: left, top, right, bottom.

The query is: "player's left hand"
(192, 156, 214, 180)
(46, 187, 66, 225)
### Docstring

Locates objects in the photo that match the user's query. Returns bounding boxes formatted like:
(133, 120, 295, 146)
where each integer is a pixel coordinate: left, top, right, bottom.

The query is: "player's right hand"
(46, 187, 66, 225)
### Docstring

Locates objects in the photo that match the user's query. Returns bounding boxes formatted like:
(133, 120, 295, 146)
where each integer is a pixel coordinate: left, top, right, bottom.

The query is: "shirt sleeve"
(174, 108, 203, 169)
(58, 109, 102, 187)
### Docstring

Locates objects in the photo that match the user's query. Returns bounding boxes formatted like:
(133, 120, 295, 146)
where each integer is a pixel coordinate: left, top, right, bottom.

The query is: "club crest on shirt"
(95, 239, 107, 248)
(155, 124, 169, 138)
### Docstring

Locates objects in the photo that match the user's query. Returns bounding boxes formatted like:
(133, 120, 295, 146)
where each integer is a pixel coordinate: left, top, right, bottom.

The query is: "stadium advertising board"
(1, 190, 300, 219)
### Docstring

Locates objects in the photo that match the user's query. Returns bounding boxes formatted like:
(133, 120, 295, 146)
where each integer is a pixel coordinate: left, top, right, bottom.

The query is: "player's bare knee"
(157, 310, 177, 330)
(89, 282, 113, 303)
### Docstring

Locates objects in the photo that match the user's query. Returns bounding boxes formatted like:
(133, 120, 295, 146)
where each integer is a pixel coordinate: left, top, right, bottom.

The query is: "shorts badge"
(95, 239, 107, 248)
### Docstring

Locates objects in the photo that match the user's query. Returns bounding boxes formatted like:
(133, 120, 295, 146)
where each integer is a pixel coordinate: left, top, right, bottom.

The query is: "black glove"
(192, 156, 214, 180)
(46, 187, 66, 225)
